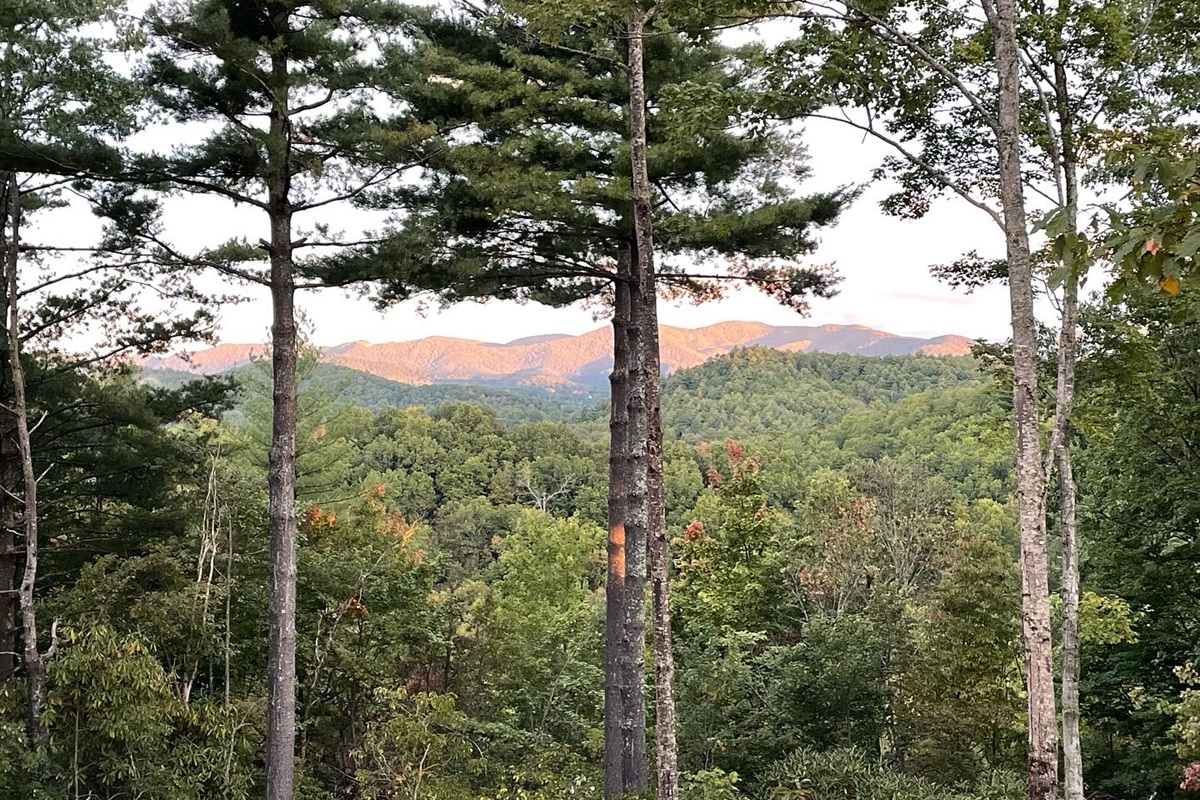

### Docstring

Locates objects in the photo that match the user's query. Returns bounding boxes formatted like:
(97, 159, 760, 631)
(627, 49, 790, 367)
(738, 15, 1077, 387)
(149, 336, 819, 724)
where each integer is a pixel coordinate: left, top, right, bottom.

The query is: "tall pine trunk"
(264, 52, 300, 800)
(3, 171, 48, 750)
(627, 16, 678, 800)
(988, 0, 1059, 796)
(622, 265, 649, 798)
(605, 270, 645, 797)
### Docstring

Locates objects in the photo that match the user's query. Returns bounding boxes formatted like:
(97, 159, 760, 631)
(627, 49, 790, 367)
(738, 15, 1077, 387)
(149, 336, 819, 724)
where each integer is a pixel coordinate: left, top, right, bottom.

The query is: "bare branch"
(808, 112, 1006, 229)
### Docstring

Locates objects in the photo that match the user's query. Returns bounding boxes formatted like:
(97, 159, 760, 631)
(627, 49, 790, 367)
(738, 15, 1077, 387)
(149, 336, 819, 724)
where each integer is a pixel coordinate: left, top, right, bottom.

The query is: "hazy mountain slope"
(141, 361, 595, 425)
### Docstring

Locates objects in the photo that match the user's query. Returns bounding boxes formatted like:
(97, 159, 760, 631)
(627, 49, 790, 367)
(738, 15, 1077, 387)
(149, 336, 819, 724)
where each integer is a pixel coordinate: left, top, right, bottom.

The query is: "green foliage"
(760, 748, 1023, 800)
(452, 511, 604, 743)
(663, 349, 983, 440)
(143, 362, 599, 424)
(480, 745, 601, 800)
(681, 768, 744, 800)
(0, 684, 36, 799)
(1, 336, 1181, 798)
(5, 0, 1197, 795)
(31, 361, 235, 578)
(237, 348, 366, 504)
(898, 500, 1024, 780)
(313, 0, 846, 315)
(0, 0, 135, 174)
(44, 625, 254, 800)
(354, 688, 478, 800)
(1072, 291, 1200, 797)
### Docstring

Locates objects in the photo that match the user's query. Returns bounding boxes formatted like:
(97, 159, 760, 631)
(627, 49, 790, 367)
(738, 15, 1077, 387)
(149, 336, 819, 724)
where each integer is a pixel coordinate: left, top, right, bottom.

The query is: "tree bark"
(0, 473, 13, 682)
(1051, 11, 1083, 796)
(627, 15, 679, 800)
(621, 267, 649, 797)
(264, 51, 299, 800)
(3, 170, 48, 750)
(605, 269, 638, 798)
(988, 0, 1059, 797)
(0, 237, 15, 682)
(0, 48, 12, 688)
(1059, 436, 1081, 800)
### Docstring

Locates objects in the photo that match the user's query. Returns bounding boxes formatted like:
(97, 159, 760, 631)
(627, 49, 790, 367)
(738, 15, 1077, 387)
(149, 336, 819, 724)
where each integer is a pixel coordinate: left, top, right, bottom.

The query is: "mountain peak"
(145, 322, 974, 386)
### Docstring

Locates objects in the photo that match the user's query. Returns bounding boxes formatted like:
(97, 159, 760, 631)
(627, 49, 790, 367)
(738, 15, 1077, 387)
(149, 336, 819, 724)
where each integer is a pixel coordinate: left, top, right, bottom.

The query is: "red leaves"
(1181, 763, 1200, 791)
(302, 505, 338, 540)
(346, 596, 369, 619)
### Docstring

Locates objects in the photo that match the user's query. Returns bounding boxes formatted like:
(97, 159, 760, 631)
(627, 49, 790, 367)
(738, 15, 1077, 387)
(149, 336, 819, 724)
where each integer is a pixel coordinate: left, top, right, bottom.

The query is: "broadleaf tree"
(760, 0, 1151, 795)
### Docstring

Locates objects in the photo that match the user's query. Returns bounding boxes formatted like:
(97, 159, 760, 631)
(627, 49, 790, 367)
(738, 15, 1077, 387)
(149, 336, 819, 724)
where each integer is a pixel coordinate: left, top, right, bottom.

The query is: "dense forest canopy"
(1, 0, 1199, 799)
(0, 339, 1177, 799)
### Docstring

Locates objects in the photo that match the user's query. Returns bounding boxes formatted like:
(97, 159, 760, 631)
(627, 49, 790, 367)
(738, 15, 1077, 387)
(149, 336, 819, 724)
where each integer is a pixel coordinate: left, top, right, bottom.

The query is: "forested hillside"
(0, 340, 1166, 799)
(144, 360, 598, 425)
(661, 348, 985, 438)
(3, 347, 1032, 799)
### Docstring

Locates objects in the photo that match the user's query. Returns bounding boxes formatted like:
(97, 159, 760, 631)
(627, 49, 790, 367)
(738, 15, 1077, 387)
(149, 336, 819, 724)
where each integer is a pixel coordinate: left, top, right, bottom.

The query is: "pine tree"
(311, 3, 847, 795)
(0, 0, 192, 748)
(132, 2, 431, 795)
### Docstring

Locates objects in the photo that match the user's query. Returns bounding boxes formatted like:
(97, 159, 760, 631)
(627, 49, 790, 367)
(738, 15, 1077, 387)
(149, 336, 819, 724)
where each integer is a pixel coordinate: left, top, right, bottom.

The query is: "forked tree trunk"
(988, 0, 1060, 796)
(3, 170, 48, 750)
(627, 15, 679, 800)
(264, 52, 300, 800)
(605, 271, 643, 798)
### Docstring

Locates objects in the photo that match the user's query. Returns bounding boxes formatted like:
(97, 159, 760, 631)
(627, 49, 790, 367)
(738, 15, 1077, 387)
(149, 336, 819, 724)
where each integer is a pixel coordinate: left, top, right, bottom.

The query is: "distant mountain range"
(141, 322, 976, 390)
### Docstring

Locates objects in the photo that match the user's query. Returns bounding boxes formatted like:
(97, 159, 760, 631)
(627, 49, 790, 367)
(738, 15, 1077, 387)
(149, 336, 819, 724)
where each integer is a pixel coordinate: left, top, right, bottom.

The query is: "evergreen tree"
(311, 6, 847, 792)
(0, 0, 215, 748)
(132, 2, 432, 794)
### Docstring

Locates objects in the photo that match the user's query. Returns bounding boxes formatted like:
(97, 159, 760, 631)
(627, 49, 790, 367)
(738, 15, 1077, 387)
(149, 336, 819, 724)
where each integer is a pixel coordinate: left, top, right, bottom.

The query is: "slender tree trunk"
(988, 0, 1059, 797)
(0, 37, 15, 691)
(225, 513, 234, 710)
(0, 270, 15, 682)
(1051, 12, 1083, 796)
(605, 270, 636, 798)
(1059, 437, 1081, 800)
(0, 480, 13, 682)
(264, 53, 299, 800)
(4, 171, 48, 750)
(627, 16, 678, 800)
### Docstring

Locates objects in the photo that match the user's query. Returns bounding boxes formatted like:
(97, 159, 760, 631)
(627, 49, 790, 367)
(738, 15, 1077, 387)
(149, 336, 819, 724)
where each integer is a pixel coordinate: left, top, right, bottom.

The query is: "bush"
(759, 748, 1024, 800)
